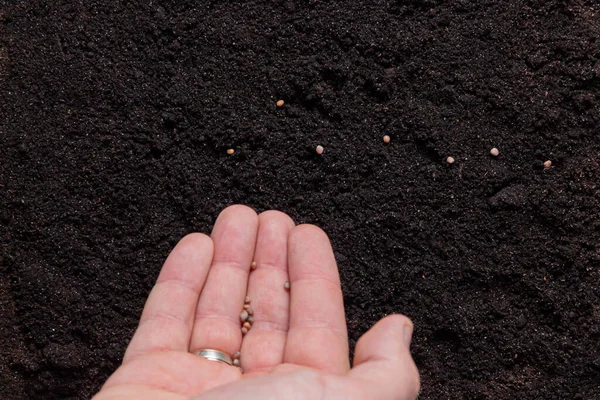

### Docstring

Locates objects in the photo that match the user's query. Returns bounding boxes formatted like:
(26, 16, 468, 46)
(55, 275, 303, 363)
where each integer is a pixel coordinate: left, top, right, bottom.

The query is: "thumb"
(347, 314, 420, 400)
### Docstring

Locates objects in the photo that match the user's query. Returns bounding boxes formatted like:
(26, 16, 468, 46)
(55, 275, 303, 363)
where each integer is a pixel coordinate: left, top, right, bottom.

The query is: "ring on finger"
(193, 349, 233, 366)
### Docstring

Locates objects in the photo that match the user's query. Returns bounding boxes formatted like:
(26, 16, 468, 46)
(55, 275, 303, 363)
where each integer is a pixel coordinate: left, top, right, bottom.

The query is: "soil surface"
(1, 1, 600, 399)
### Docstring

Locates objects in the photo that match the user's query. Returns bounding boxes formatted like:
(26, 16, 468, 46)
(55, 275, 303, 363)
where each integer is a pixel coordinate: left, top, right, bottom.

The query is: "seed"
(227, 148, 235, 155)
(234, 351, 241, 359)
(284, 281, 291, 290)
(446, 156, 455, 164)
(247, 315, 254, 323)
(383, 135, 391, 143)
(316, 145, 324, 155)
(245, 296, 251, 304)
(240, 310, 249, 322)
(490, 148, 499, 157)
(241, 327, 248, 334)
(544, 160, 552, 169)
(247, 306, 254, 316)
(233, 359, 240, 367)
(276, 99, 285, 107)
(251, 261, 257, 270)
(243, 304, 250, 310)
(243, 322, 251, 329)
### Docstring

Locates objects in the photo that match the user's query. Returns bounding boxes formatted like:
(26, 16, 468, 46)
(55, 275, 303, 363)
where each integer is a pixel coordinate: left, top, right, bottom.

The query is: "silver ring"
(194, 349, 233, 366)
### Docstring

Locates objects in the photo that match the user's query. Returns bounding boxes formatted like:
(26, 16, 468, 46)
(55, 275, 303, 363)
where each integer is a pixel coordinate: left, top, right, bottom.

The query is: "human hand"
(93, 205, 420, 400)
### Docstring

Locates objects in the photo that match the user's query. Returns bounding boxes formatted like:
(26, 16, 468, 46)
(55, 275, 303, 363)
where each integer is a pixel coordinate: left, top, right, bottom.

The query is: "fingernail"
(403, 324, 413, 347)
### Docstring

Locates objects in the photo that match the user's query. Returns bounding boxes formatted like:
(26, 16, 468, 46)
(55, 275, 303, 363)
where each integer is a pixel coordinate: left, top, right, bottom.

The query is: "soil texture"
(1, 1, 600, 399)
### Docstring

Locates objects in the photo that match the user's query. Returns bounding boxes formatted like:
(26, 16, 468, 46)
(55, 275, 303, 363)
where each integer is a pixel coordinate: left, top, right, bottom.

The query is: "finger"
(189, 205, 259, 356)
(348, 314, 420, 400)
(284, 225, 350, 374)
(123, 233, 214, 363)
(241, 211, 295, 373)
(101, 352, 239, 399)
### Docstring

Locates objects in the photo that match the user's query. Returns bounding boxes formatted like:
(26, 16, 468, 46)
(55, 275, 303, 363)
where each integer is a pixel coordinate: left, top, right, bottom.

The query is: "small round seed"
(234, 351, 241, 359)
(233, 359, 240, 367)
(240, 310, 249, 322)
(243, 304, 250, 310)
(490, 148, 499, 157)
(446, 156, 455, 164)
(251, 261, 257, 270)
(383, 135, 391, 143)
(246, 306, 254, 316)
(284, 281, 291, 290)
(245, 296, 251, 304)
(241, 327, 248, 334)
(243, 321, 251, 329)
(227, 148, 235, 155)
(316, 145, 324, 155)
(276, 99, 285, 107)
(544, 160, 552, 169)
(247, 315, 254, 323)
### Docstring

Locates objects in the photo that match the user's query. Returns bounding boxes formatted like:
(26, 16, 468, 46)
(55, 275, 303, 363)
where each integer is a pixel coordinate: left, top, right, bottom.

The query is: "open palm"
(93, 205, 419, 400)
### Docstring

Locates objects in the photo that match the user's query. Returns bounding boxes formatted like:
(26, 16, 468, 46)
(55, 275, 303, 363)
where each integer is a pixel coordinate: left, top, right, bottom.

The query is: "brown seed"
(234, 351, 241, 359)
(316, 145, 324, 155)
(446, 156, 455, 164)
(247, 315, 254, 323)
(284, 281, 291, 290)
(243, 304, 250, 310)
(276, 99, 285, 107)
(251, 261, 257, 270)
(227, 148, 235, 155)
(544, 160, 552, 169)
(247, 306, 254, 316)
(383, 135, 391, 144)
(233, 359, 240, 367)
(490, 148, 499, 157)
(243, 322, 251, 329)
(240, 310, 249, 322)
(245, 296, 251, 304)
(241, 327, 248, 334)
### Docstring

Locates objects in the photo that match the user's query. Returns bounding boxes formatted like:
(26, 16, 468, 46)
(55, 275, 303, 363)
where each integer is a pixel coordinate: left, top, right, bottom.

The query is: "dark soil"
(1, 1, 600, 399)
